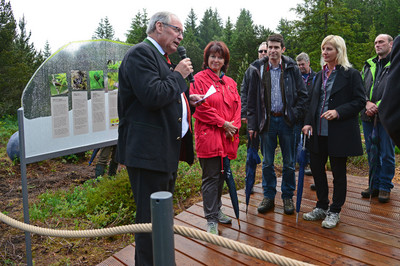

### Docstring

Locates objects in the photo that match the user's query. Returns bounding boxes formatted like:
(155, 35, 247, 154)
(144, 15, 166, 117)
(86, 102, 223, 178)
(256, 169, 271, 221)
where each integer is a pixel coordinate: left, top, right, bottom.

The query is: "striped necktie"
(164, 53, 171, 64)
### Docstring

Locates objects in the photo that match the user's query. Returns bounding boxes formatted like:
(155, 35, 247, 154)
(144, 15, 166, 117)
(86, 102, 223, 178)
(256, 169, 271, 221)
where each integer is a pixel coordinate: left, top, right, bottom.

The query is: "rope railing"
(0, 211, 313, 266)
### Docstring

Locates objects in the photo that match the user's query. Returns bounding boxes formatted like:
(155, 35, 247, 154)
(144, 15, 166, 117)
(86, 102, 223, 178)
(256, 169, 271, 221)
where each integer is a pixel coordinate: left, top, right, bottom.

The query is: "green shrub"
(86, 171, 136, 227)
(228, 144, 247, 189)
(30, 172, 136, 228)
(30, 181, 96, 222)
(347, 138, 368, 168)
(174, 161, 203, 205)
(0, 115, 18, 144)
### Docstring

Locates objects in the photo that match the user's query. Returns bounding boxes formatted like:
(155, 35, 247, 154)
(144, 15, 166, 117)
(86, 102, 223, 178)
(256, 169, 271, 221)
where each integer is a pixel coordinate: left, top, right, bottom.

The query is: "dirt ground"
(0, 154, 136, 265)
(1, 150, 400, 265)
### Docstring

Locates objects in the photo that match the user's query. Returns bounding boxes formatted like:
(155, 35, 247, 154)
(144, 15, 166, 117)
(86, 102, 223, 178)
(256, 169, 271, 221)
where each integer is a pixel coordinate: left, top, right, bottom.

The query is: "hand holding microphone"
(177, 46, 194, 83)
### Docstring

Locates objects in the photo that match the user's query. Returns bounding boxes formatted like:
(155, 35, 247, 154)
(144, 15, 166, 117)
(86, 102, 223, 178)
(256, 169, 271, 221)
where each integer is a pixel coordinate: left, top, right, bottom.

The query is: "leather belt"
(271, 112, 283, 117)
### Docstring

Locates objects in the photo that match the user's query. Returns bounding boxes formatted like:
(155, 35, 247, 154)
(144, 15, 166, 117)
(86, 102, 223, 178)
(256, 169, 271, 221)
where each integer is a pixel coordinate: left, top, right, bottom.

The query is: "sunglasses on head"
(258, 50, 268, 53)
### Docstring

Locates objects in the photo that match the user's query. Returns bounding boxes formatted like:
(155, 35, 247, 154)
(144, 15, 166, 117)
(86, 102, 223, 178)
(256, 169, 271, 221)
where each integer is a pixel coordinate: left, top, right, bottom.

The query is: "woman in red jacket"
(190, 41, 241, 235)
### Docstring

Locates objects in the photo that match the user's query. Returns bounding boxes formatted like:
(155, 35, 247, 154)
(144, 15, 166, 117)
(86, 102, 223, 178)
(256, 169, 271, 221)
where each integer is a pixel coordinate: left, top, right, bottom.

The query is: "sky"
(10, 0, 303, 53)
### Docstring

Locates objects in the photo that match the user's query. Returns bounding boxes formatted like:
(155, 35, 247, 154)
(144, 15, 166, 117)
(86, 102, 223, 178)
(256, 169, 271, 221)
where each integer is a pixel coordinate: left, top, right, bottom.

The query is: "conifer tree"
(292, 0, 362, 70)
(43, 40, 51, 58)
(0, 1, 44, 115)
(92, 16, 115, 40)
(184, 8, 199, 39)
(221, 17, 234, 48)
(125, 9, 148, 44)
(230, 9, 257, 81)
(180, 10, 202, 74)
(198, 8, 223, 49)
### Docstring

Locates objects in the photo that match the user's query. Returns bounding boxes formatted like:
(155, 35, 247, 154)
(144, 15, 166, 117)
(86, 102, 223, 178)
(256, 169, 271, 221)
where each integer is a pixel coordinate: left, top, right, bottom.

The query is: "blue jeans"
(260, 116, 296, 199)
(362, 121, 395, 191)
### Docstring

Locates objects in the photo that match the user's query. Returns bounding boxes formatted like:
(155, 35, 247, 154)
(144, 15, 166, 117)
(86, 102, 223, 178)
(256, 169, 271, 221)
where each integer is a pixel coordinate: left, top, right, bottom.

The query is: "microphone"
(177, 46, 194, 83)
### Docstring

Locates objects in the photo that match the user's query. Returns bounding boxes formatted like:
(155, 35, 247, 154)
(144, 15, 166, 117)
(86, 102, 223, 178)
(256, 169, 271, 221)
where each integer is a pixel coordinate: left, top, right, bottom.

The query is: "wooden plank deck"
(98, 172, 400, 265)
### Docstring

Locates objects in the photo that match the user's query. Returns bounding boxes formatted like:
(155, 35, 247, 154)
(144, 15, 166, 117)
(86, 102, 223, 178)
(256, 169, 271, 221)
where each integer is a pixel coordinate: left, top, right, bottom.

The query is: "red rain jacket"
(190, 68, 241, 159)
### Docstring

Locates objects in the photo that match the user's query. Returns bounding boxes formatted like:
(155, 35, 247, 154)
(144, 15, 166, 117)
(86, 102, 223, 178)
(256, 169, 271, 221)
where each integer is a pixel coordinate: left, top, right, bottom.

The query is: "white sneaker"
(218, 209, 232, 224)
(206, 222, 218, 235)
(303, 208, 327, 221)
(322, 212, 340, 229)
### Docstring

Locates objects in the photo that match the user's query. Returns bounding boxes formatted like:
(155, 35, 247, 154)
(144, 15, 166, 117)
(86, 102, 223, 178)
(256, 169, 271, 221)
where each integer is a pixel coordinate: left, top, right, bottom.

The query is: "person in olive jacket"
(302, 35, 366, 229)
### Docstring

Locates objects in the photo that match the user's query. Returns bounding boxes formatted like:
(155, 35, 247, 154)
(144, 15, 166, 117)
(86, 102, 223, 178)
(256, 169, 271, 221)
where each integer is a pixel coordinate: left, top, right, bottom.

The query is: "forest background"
(1, 0, 400, 116)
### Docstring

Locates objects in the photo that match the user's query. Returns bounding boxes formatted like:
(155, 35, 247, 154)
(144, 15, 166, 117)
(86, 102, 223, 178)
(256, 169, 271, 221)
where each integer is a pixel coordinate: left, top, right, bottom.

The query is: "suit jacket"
(379, 35, 400, 147)
(117, 40, 194, 172)
(305, 66, 366, 157)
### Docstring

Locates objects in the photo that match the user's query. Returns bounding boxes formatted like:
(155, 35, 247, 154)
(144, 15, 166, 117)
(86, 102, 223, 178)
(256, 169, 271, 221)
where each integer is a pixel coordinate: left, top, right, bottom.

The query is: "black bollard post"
(151, 191, 175, 266)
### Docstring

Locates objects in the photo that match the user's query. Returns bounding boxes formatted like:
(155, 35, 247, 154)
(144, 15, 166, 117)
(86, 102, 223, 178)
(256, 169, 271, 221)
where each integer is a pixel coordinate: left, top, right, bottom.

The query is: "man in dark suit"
(117, 11, 202, 266)
(380, 35, 400, 147)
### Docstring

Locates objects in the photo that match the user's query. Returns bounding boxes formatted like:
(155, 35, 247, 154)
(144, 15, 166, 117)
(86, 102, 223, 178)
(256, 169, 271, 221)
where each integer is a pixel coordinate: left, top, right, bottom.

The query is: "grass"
(29, 144, 249, 229)
(0, 115, 18, 159)
(30, 174, 136, 228)
(0, 115, 18, 142)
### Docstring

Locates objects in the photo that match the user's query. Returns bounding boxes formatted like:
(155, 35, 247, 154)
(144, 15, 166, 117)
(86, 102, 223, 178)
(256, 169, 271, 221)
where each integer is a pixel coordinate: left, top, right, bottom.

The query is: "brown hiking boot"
(361, 188, 379, 198)
(283, 198, 294, 215)
(257, 198, 274, 213)
(378, 190, 390, 203)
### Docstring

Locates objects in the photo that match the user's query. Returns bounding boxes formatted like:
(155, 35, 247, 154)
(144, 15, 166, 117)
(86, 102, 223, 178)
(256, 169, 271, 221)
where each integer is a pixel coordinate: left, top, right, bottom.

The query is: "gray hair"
(296, 52, 310, 62)
(146, 11, 174, 35)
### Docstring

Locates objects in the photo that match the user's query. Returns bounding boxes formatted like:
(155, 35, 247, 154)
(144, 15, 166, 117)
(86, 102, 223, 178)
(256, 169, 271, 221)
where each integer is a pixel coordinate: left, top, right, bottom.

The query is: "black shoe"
(108, 161, 118, 176)
(378, 190, 390, 203)
(258, 198, 274, 214)
(361, 188, 379, 198)
(305, 169, 312, 176)
(310, 184, 316, 191)
(283, 198, 294, 215)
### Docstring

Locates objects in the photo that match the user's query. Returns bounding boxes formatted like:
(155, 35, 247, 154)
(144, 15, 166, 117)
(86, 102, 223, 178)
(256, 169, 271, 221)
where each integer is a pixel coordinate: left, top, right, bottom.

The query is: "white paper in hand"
(195, 85, 216, 104)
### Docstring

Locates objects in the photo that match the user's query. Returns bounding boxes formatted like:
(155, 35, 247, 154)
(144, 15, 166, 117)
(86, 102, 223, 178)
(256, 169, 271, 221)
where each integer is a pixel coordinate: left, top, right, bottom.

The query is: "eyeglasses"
(162, 22, 184, 36)
(258, 50, 268, 53)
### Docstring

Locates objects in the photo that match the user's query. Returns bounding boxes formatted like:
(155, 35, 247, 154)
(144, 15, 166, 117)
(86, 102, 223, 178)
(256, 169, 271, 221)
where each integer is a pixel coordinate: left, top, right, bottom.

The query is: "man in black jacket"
(247, 34, 308, 215)
(240, 42, 268, 194)
(117, 11, 202, 265)
(241, 42, 268, 124)
(360, 34, 395, 203)
(379, 35, 400, 147)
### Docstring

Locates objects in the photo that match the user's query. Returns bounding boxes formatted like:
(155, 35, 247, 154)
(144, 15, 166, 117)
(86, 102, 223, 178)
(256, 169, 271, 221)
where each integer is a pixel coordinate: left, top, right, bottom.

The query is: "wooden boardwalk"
(98, 173, 400, 265)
